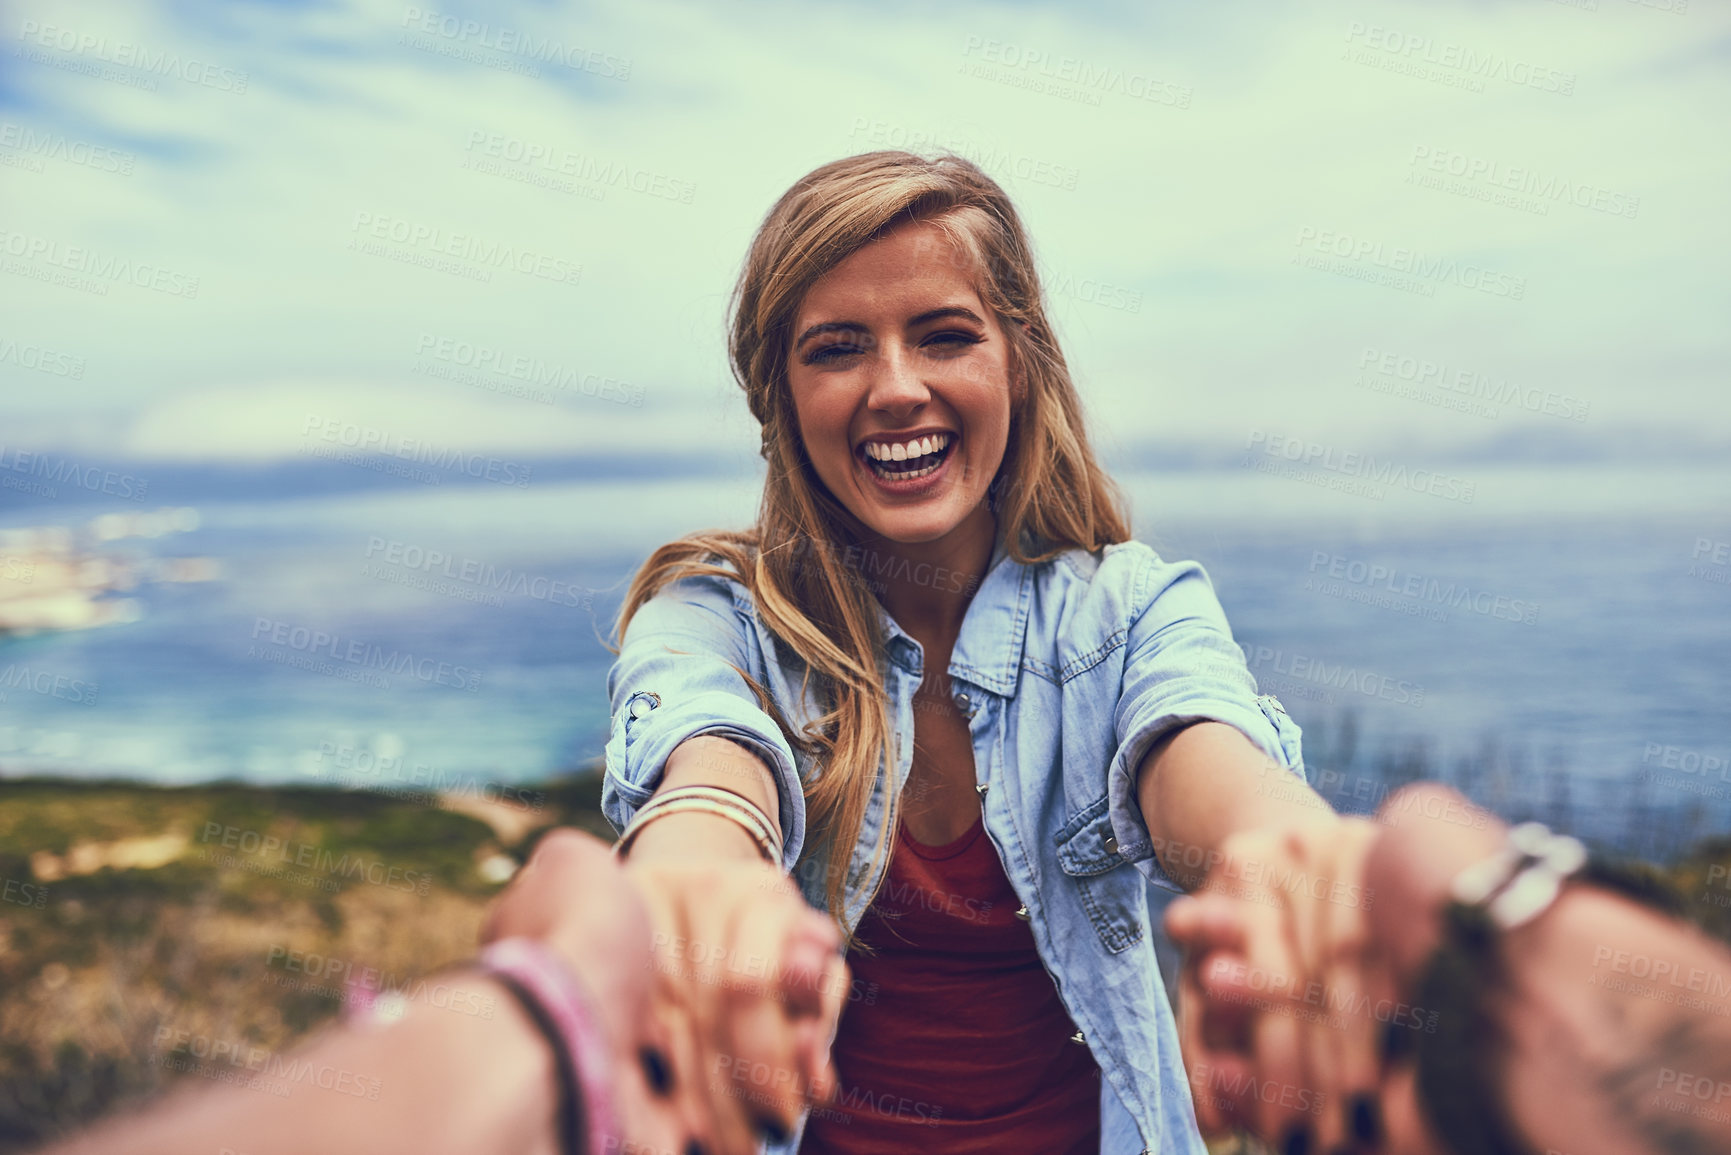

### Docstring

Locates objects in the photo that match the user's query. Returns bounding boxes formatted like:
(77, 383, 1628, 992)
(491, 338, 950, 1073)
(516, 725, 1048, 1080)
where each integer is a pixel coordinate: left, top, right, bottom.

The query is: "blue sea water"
(2, 460, 1727, 859)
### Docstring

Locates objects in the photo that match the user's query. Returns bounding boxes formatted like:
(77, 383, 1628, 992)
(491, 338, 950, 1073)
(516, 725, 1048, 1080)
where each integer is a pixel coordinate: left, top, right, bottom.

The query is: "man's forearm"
(41, 973, 559, 1155)
(1135, 721, 1336, 888)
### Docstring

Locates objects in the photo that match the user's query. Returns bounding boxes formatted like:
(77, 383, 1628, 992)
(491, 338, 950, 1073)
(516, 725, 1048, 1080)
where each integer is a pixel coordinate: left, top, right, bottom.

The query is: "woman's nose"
(865, 344, 930, 416)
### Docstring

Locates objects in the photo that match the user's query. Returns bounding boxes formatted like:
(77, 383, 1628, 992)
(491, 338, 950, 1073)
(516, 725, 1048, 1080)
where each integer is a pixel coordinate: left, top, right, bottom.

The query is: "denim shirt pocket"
(1053, 793, 1147, 954)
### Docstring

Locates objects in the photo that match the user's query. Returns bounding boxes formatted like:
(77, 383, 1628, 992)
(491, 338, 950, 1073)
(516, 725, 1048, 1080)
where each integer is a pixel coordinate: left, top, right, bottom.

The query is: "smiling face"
(786, 218, 1015, 549)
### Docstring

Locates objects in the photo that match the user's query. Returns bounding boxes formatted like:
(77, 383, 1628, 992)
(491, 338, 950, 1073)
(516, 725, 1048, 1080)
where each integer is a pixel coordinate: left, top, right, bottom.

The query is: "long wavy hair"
(615, 151, 1131, 927)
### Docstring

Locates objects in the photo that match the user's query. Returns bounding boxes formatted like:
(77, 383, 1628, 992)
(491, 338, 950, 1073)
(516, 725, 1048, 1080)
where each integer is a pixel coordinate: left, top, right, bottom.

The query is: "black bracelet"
(489, 969, 588, 1155)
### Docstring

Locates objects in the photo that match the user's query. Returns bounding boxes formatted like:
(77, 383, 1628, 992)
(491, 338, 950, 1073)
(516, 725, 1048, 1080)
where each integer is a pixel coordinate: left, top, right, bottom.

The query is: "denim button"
(975, 782, 989, 797)
(1014, 904, 1030, 921)
(627, 692, 660, 720)
(1105, 836, 1119, 855)
(1070, 1030, 1086, 1045)
(954, 691, 971, 712)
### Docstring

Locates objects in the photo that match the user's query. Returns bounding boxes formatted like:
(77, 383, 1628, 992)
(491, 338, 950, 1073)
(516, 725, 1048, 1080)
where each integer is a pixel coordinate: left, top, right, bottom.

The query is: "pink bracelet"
(479, 937, 622, 1155)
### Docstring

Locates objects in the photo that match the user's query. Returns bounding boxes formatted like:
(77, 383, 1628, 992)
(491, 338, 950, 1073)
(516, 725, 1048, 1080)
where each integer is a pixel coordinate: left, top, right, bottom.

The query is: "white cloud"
(1, 0, 1725, 462)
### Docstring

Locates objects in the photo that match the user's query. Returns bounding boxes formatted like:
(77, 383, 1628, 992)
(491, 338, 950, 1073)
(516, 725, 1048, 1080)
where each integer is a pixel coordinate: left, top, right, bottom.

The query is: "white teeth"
(861, 433, 953, 464)
(867, 457, 941, 481)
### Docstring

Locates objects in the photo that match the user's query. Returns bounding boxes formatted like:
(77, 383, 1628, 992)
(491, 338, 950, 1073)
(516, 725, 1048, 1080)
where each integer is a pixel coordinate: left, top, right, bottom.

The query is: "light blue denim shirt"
(602, 528, 1307, 1154)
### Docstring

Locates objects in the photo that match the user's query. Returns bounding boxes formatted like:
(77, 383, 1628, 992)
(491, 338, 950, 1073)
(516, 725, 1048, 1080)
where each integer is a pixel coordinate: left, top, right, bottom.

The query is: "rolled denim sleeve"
(602, 572, 807, 870)
(1105, 551, 1307, 892)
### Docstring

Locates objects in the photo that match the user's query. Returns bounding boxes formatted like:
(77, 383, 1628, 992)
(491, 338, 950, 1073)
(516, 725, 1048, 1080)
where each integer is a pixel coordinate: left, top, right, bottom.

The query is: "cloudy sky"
(3, 0, 1727, 470)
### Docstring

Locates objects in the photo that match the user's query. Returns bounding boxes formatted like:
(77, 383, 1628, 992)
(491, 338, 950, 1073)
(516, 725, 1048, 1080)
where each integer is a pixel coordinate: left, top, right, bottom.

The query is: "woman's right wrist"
(621, 805, 775, 865)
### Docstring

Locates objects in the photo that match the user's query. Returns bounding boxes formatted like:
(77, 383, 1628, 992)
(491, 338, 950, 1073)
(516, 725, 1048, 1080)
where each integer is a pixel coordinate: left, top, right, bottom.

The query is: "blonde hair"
(616, 151, 1131, 929)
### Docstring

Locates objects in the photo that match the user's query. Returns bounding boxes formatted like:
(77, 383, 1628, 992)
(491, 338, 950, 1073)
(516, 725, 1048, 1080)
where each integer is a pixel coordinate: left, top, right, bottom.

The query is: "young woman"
(603, 151, 1373, 1154)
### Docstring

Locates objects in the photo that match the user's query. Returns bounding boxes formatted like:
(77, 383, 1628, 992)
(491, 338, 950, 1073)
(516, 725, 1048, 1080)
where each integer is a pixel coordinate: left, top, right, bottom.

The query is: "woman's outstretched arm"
(603, 577, 846, 1145)
(1136, 719, 1338, 889)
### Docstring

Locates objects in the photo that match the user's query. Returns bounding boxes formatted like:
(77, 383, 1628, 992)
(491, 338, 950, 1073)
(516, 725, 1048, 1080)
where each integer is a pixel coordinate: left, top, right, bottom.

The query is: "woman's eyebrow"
(908, 305, 984, 327)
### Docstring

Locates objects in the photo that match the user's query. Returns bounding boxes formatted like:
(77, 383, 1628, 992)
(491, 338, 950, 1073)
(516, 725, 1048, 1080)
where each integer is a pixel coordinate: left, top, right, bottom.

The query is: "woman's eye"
(923, 330, 983, 354)
(805, 343, 864, 365)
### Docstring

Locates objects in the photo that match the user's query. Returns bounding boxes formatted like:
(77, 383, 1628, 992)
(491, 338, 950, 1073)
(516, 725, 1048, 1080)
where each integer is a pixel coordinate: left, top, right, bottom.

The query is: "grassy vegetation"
(0, 769, 610, 1152)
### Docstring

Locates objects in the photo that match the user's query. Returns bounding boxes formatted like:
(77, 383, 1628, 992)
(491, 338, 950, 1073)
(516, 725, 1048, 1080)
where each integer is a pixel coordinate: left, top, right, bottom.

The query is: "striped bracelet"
(478, 937, 622, 1155)
(615, 785, 784, 866)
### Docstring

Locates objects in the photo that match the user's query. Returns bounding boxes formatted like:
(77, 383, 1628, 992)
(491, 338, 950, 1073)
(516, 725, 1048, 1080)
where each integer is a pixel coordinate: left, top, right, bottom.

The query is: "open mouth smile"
(858, 431, 956, 483)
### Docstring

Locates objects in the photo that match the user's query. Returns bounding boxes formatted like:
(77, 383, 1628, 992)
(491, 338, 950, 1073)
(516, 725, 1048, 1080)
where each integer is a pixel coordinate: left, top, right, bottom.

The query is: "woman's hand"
(483, 829, 845, 1155)
(625, 854, 848, 1151)
(1166, 815, 1385, 1152)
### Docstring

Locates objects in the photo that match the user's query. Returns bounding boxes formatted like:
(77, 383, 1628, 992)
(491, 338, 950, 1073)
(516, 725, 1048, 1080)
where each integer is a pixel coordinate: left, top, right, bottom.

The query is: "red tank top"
(799, 814, 1101, 1154)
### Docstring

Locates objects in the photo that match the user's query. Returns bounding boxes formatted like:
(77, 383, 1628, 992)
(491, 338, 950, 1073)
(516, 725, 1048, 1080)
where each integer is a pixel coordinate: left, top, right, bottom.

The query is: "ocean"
(3, 458, 1727, 860)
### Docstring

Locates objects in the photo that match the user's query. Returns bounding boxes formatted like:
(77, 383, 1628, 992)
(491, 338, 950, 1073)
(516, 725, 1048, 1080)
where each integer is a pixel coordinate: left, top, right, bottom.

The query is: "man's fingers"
(1323, 878, 1382, 1147)
(1247, 989, 1317, 1150)
(777, 924, 841, 1018)
(1166, 893, 1252, 955)
(1176, 957, 1232, 1136)
(804, 955, 848, 1103)
(1196, 955, 1255, 1054)
(1291, 820, 1380, 1151)
(1210, 866, 1323, 1152)
(616, 1012, 719, 1155)
(1185, 1051, 1263, 1134)
(1278, 844, 1351, 1153)
(1194, 819, 1385, 1153)
(649, 981, 743, 1155)
(710, 879, 834, 1139)
(719, 988, 809, 1134)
